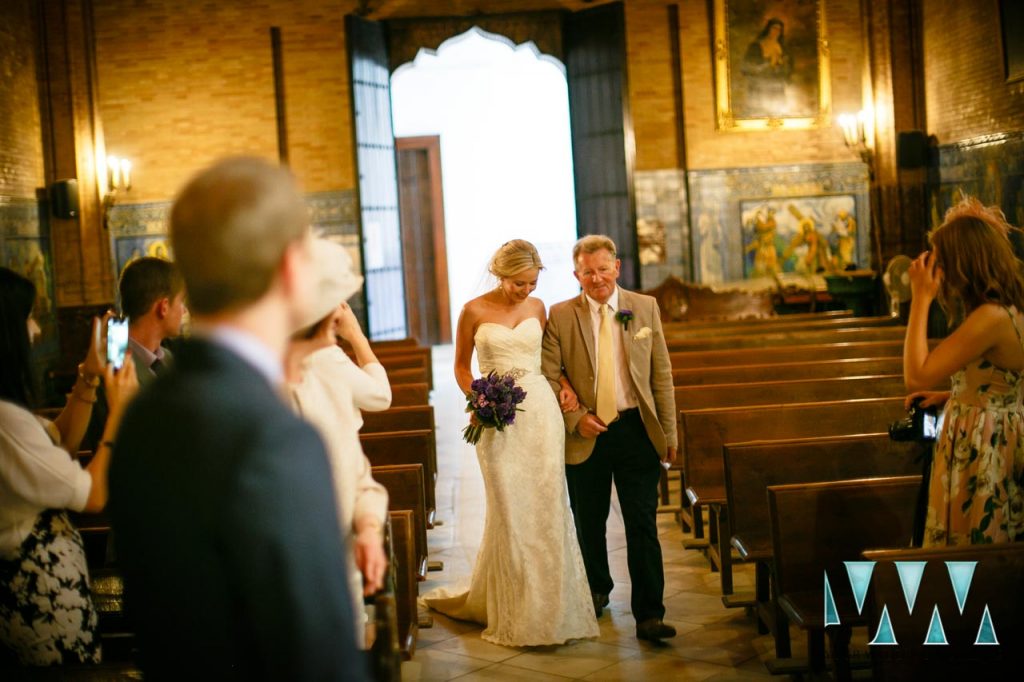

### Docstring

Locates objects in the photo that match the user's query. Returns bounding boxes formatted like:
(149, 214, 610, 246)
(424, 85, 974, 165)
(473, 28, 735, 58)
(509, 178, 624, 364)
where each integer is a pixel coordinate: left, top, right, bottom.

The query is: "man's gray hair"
(572, 234, 618, 267)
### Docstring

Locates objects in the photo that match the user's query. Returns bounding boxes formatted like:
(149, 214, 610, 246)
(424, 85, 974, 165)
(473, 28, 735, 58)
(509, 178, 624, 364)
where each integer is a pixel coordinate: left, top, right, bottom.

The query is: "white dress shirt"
(584, 287, 638, 412)
(0, 401, 91, 557)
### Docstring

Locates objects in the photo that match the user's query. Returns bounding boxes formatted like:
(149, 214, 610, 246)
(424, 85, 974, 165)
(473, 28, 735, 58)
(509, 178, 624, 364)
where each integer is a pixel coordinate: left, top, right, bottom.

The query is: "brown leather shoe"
(636, 619, 677, 641)
(592, 592, 610, 617)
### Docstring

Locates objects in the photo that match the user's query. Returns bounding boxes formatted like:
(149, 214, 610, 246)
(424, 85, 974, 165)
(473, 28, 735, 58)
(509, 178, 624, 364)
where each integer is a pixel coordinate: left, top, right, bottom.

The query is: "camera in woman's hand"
(889, 398, 941, 442)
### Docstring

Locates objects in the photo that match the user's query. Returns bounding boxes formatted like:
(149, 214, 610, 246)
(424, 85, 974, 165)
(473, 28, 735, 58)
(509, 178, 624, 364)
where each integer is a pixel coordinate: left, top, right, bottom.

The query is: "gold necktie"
(596, 304, 617, 425)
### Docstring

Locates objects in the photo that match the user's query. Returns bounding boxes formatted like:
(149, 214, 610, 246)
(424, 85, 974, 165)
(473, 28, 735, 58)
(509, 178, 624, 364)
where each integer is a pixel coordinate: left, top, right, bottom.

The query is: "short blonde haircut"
(573, 234, 617, 268)
(930, 195, 1024, 320)
(170, 157, 310, 315)
(489, 239, 544, 278)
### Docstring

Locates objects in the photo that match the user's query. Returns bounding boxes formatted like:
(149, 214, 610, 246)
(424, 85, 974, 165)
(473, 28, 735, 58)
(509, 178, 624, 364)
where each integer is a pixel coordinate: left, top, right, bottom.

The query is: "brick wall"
(93, 0, 355, 201)
(0, 0, 45, 201)
(922, 0, 1024, 143)
(89, 0, 870, 208)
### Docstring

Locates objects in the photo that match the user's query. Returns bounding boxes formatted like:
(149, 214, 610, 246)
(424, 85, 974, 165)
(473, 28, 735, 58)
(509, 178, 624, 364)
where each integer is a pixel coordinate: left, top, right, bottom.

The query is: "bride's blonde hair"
(489, 240, 544, 279)
(930, 195, 1024, 320)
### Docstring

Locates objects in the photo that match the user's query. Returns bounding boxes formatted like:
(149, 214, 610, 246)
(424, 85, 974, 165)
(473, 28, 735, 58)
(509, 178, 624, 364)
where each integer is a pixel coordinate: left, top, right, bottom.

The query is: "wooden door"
(396, 136, 451, 345)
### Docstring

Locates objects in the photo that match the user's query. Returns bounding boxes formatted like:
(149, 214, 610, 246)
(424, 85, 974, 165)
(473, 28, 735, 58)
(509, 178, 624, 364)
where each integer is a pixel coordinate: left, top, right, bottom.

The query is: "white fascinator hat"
(296, 237, 364, 331)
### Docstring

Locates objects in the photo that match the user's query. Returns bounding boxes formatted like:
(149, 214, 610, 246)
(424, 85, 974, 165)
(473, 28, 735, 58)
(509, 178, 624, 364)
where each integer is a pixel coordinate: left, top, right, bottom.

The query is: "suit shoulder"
(549, 299, 576, 316)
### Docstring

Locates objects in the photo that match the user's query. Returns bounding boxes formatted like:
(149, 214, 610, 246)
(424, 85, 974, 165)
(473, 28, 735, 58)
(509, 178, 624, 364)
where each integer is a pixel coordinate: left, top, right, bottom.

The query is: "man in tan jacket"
(542, 235, 678, 642)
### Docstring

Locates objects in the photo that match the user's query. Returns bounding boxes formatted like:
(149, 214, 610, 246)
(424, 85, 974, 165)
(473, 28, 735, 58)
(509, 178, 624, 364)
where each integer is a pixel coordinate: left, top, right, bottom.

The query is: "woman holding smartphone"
(904, 197, 1024, 547)
(0, 267, 138, 665)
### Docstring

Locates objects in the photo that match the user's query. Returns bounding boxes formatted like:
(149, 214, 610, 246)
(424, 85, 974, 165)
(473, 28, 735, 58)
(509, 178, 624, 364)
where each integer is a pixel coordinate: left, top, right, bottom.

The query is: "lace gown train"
(423, 318, 599, 646)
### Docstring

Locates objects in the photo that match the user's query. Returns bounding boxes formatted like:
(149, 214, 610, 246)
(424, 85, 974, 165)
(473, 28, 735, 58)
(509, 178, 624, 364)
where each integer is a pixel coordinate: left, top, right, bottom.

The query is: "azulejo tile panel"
(932, 132, 1024, 230)
(687, 162, 870, 283)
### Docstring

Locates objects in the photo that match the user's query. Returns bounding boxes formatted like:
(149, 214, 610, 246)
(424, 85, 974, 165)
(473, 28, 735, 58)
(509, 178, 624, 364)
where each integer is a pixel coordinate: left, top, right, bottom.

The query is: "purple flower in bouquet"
(463, 369, 528, 445)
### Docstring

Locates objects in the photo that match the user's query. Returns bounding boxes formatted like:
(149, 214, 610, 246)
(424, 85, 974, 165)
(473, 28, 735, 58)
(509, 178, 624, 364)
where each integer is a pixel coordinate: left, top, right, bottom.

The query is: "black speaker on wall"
(50, 179, 79, 219)
(896, 130, 928, 169)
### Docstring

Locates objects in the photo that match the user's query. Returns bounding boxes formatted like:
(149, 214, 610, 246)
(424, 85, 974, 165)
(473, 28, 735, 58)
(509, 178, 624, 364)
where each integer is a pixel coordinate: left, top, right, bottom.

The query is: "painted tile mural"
(107, 189, 365, 321)
(688, 162, 870, 283)
(932, 132, 1024, 230)
(635, 169, 690, 289)
(0, 198, 58, 361)
(740, 194, 857, 277)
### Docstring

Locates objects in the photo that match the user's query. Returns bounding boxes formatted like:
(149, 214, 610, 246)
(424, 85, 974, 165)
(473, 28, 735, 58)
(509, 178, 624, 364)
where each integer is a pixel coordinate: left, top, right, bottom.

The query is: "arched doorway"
(391, 27, 579, 339)
(347, 4, 636, 342)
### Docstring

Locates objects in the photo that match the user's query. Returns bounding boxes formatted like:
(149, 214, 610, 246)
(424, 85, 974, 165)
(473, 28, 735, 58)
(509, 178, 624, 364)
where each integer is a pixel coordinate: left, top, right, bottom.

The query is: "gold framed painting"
(713, 0, 831, 131)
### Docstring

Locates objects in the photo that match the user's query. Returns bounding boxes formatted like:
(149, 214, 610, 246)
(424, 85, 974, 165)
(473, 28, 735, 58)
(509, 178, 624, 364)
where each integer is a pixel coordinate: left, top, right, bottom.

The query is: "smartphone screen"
(922, 412, 938, 440)
(107, 317, 129, 370)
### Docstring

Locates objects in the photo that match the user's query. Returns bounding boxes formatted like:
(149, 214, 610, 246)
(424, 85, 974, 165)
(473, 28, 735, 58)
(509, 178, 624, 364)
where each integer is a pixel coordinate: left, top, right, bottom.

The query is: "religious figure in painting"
(745, 207, 780, 277)
(829, 209, 857, 271)
(740, 18, 792, 117)
(698, 212, 725, 284)
(783, 207, 831, 274)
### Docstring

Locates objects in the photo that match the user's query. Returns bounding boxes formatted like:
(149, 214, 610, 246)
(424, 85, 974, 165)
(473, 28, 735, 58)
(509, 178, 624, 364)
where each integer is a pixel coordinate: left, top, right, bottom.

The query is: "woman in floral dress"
(0, 268, 137, 665)
(904, 197, 1024, 546)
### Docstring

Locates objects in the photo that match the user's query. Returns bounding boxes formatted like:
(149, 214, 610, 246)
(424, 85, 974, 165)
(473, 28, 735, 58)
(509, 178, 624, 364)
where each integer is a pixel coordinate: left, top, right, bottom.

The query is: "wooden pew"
(673, 356, 902, 386)
(863, 543, 1024, 679)
(361, 430, 437, 527)
(390, 382, 429, 407)
(768, 476, 919, 678)
(670, 340, 909, 369)
(387, 365, 431, 386)
(666, 325, 906, 352)
(674, 309, 854, 329)
(723, 434, 924, 657)
(361, 405, 434, 434)
(664, 314, 898, 338)
(372, 464, 429, 580)
(679, 397, 906, 592)
(370, 349, 433, 390)
(387, 510, 419, 659)
(674, 374, 904, 411)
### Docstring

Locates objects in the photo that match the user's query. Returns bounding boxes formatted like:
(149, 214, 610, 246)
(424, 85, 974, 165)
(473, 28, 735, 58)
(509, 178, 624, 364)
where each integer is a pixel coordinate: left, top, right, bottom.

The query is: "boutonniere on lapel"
(615, 309, 633, 331)
(633, 326, 652, 341)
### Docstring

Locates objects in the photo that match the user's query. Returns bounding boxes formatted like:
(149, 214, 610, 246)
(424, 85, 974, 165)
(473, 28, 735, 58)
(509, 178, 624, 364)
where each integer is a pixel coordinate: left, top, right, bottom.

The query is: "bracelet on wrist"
(77, 363, 101, 388)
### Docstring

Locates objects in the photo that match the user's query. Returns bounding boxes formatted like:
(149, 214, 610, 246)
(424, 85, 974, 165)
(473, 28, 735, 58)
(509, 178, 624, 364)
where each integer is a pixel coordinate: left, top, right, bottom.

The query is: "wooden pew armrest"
(686, 486, 726, 507)
(731, 534, 771, 561)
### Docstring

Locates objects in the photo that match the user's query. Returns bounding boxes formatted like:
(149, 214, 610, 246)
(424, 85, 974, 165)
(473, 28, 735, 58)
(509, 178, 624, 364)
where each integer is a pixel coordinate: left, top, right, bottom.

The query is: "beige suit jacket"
(542, 288, 677, 465)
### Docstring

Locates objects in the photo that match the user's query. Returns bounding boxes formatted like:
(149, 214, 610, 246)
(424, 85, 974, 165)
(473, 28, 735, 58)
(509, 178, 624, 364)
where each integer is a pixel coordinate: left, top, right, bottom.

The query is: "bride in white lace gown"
(423, 241, 598, 646)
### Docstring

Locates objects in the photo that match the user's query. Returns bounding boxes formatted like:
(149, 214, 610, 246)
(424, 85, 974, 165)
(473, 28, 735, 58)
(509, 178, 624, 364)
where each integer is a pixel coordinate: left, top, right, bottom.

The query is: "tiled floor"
(402, 346, 781, 681)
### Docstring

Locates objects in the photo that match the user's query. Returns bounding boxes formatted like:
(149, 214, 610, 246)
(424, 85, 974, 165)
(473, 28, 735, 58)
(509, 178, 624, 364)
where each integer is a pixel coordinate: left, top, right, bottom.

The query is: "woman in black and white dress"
(0, 267, 137, 665)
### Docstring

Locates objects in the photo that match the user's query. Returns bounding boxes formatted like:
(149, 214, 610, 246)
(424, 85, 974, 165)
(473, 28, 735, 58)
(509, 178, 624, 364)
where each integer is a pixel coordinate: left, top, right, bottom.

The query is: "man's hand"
(661, 446, 677, 466)
(576, 413, 609, 439)
(353, 522, 387, 596)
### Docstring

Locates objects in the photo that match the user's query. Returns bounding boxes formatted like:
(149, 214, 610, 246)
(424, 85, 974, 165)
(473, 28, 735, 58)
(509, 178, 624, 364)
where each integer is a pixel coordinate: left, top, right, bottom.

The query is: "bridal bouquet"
(462, 370, 528, 445)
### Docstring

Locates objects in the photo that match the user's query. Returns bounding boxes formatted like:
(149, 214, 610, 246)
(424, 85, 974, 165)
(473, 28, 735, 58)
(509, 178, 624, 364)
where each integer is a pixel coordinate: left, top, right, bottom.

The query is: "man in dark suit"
(542, 235, 678, 642)
(119, 256, 186, 385)
(110, 157, 369, 680)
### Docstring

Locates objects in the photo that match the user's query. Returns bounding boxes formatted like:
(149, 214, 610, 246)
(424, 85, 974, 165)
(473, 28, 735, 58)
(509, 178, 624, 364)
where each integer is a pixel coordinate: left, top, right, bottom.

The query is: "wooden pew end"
(427, 560, 444, 572)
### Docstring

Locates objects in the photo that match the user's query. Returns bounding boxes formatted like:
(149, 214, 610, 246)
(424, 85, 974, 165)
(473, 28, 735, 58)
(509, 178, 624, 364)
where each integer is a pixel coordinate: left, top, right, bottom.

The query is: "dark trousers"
(565, 409, 666, 623)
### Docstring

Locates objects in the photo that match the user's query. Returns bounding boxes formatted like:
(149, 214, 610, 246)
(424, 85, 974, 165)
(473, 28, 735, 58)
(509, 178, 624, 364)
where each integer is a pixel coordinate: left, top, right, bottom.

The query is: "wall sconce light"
(838, 109, 873, 166)
(102, 155, 132, 229)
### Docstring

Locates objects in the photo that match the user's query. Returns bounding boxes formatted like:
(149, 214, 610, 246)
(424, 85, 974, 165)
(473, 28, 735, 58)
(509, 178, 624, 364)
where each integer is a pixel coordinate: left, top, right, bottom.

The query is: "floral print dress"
(924, 307, 1024, 546)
